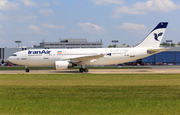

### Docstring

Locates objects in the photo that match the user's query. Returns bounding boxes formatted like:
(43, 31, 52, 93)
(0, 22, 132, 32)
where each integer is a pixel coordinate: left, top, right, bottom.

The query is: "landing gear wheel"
(79, 68, 84, 73)
(79, 68, 88, 73)
(25, 69, 29, 72)
(84, 68, 88, 72)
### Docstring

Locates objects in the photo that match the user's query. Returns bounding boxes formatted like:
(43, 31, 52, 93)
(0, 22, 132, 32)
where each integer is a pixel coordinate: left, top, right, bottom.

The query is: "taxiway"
(0, 66, 180, 74)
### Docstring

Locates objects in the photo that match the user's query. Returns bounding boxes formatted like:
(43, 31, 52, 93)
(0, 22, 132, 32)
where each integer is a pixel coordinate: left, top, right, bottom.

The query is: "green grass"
(0, 66, 150, 70)
(0, 74, 180, 115)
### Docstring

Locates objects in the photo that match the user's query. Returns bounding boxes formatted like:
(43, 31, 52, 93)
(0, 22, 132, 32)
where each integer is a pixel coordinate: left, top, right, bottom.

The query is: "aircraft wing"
(62, 53, 105, 64)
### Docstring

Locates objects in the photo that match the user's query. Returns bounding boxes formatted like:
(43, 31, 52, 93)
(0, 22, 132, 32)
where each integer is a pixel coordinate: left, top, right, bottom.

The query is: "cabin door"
(21, 52, 28, 65)
(130, 49, 135, 57)
(44, 54, 49, 59)
(22, 52, 27, 60)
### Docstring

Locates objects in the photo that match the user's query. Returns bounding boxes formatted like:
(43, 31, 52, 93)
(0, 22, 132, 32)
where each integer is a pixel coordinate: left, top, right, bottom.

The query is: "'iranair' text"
(28, 50, 51, 55)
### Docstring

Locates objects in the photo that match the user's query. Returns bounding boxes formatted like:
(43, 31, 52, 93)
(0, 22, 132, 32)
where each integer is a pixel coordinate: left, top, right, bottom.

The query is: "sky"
(0, 0, 180, 48)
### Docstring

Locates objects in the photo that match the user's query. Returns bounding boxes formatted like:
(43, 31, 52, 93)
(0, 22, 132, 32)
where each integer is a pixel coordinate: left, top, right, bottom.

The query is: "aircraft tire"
(25, 69, 29, 72)
(79, 68, 84, 73)
(84, 68, 88, 72)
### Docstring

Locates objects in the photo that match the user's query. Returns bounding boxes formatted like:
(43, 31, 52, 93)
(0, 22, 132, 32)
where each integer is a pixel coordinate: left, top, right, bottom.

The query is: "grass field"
(0, 74, 180, 115)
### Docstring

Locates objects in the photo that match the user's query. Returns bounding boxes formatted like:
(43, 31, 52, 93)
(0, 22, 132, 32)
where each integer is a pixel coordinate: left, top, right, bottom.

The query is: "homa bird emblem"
(154, 32, 163, 41)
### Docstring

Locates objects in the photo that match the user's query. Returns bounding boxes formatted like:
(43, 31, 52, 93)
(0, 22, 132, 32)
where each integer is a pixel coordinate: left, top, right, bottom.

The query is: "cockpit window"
(12, 54, 17, 56)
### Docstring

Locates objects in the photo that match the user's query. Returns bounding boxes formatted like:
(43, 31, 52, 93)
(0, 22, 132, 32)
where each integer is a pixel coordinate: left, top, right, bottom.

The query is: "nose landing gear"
(25, 66, 29, 72)
(25, 69, 29, 72)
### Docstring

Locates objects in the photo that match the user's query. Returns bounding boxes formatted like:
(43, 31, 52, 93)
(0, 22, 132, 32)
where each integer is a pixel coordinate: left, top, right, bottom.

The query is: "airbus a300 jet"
(7, 22, 168, 73)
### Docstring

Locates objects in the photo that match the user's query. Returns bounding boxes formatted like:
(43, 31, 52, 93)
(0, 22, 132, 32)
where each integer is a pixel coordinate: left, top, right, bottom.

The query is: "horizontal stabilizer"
(147, 48, 169, 54)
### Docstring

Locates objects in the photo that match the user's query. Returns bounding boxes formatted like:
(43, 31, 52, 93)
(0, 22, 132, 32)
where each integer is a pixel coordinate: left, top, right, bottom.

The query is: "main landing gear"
(25, 66, 29, 72)
(79, 68, 88, 73)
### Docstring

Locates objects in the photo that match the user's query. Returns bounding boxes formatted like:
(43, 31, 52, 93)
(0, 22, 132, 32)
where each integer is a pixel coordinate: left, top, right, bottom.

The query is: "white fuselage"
(7, 22, 169, 71)
(8, 47, 151, 67)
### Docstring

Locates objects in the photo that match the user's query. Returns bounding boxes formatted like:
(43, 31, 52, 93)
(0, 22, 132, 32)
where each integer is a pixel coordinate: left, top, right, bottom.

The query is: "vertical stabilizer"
(135, 22, 168, 48)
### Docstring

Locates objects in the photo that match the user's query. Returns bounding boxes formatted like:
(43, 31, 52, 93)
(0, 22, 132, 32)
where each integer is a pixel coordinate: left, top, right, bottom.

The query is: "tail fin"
(135, 22, 168, 48)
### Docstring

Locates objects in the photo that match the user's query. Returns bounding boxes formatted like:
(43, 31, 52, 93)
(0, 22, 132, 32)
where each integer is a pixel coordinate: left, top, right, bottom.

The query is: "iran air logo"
(154, 32, 163, 41)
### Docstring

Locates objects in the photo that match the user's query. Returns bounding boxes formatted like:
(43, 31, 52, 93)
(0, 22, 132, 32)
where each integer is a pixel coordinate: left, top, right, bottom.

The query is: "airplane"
(7, 22, 168, 73)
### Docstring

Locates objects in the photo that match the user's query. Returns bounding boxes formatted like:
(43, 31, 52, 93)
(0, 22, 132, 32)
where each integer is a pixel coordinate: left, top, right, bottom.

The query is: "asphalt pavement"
(0, 66, 180, 74)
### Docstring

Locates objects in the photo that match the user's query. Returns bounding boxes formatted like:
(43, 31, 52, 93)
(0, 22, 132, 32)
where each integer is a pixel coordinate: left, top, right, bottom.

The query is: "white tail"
(135, 22, 168, 48)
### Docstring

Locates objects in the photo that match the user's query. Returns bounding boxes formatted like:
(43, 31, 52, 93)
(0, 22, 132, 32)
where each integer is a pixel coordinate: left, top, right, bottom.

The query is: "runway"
(1, 66, 180, 74)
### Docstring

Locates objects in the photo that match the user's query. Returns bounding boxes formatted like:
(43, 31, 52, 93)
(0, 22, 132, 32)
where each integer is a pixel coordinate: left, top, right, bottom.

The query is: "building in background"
(142, 47, 180, 65)
(33, 38, 103, 49)
(0, 48, 27, 61)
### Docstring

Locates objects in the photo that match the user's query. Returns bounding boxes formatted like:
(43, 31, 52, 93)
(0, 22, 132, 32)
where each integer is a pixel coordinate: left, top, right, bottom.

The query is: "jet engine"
(55, 61, 74, 70)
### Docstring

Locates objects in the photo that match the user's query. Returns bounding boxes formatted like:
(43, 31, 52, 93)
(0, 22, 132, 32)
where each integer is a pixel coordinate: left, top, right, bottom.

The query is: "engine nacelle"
(55, 61, 74, 70)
